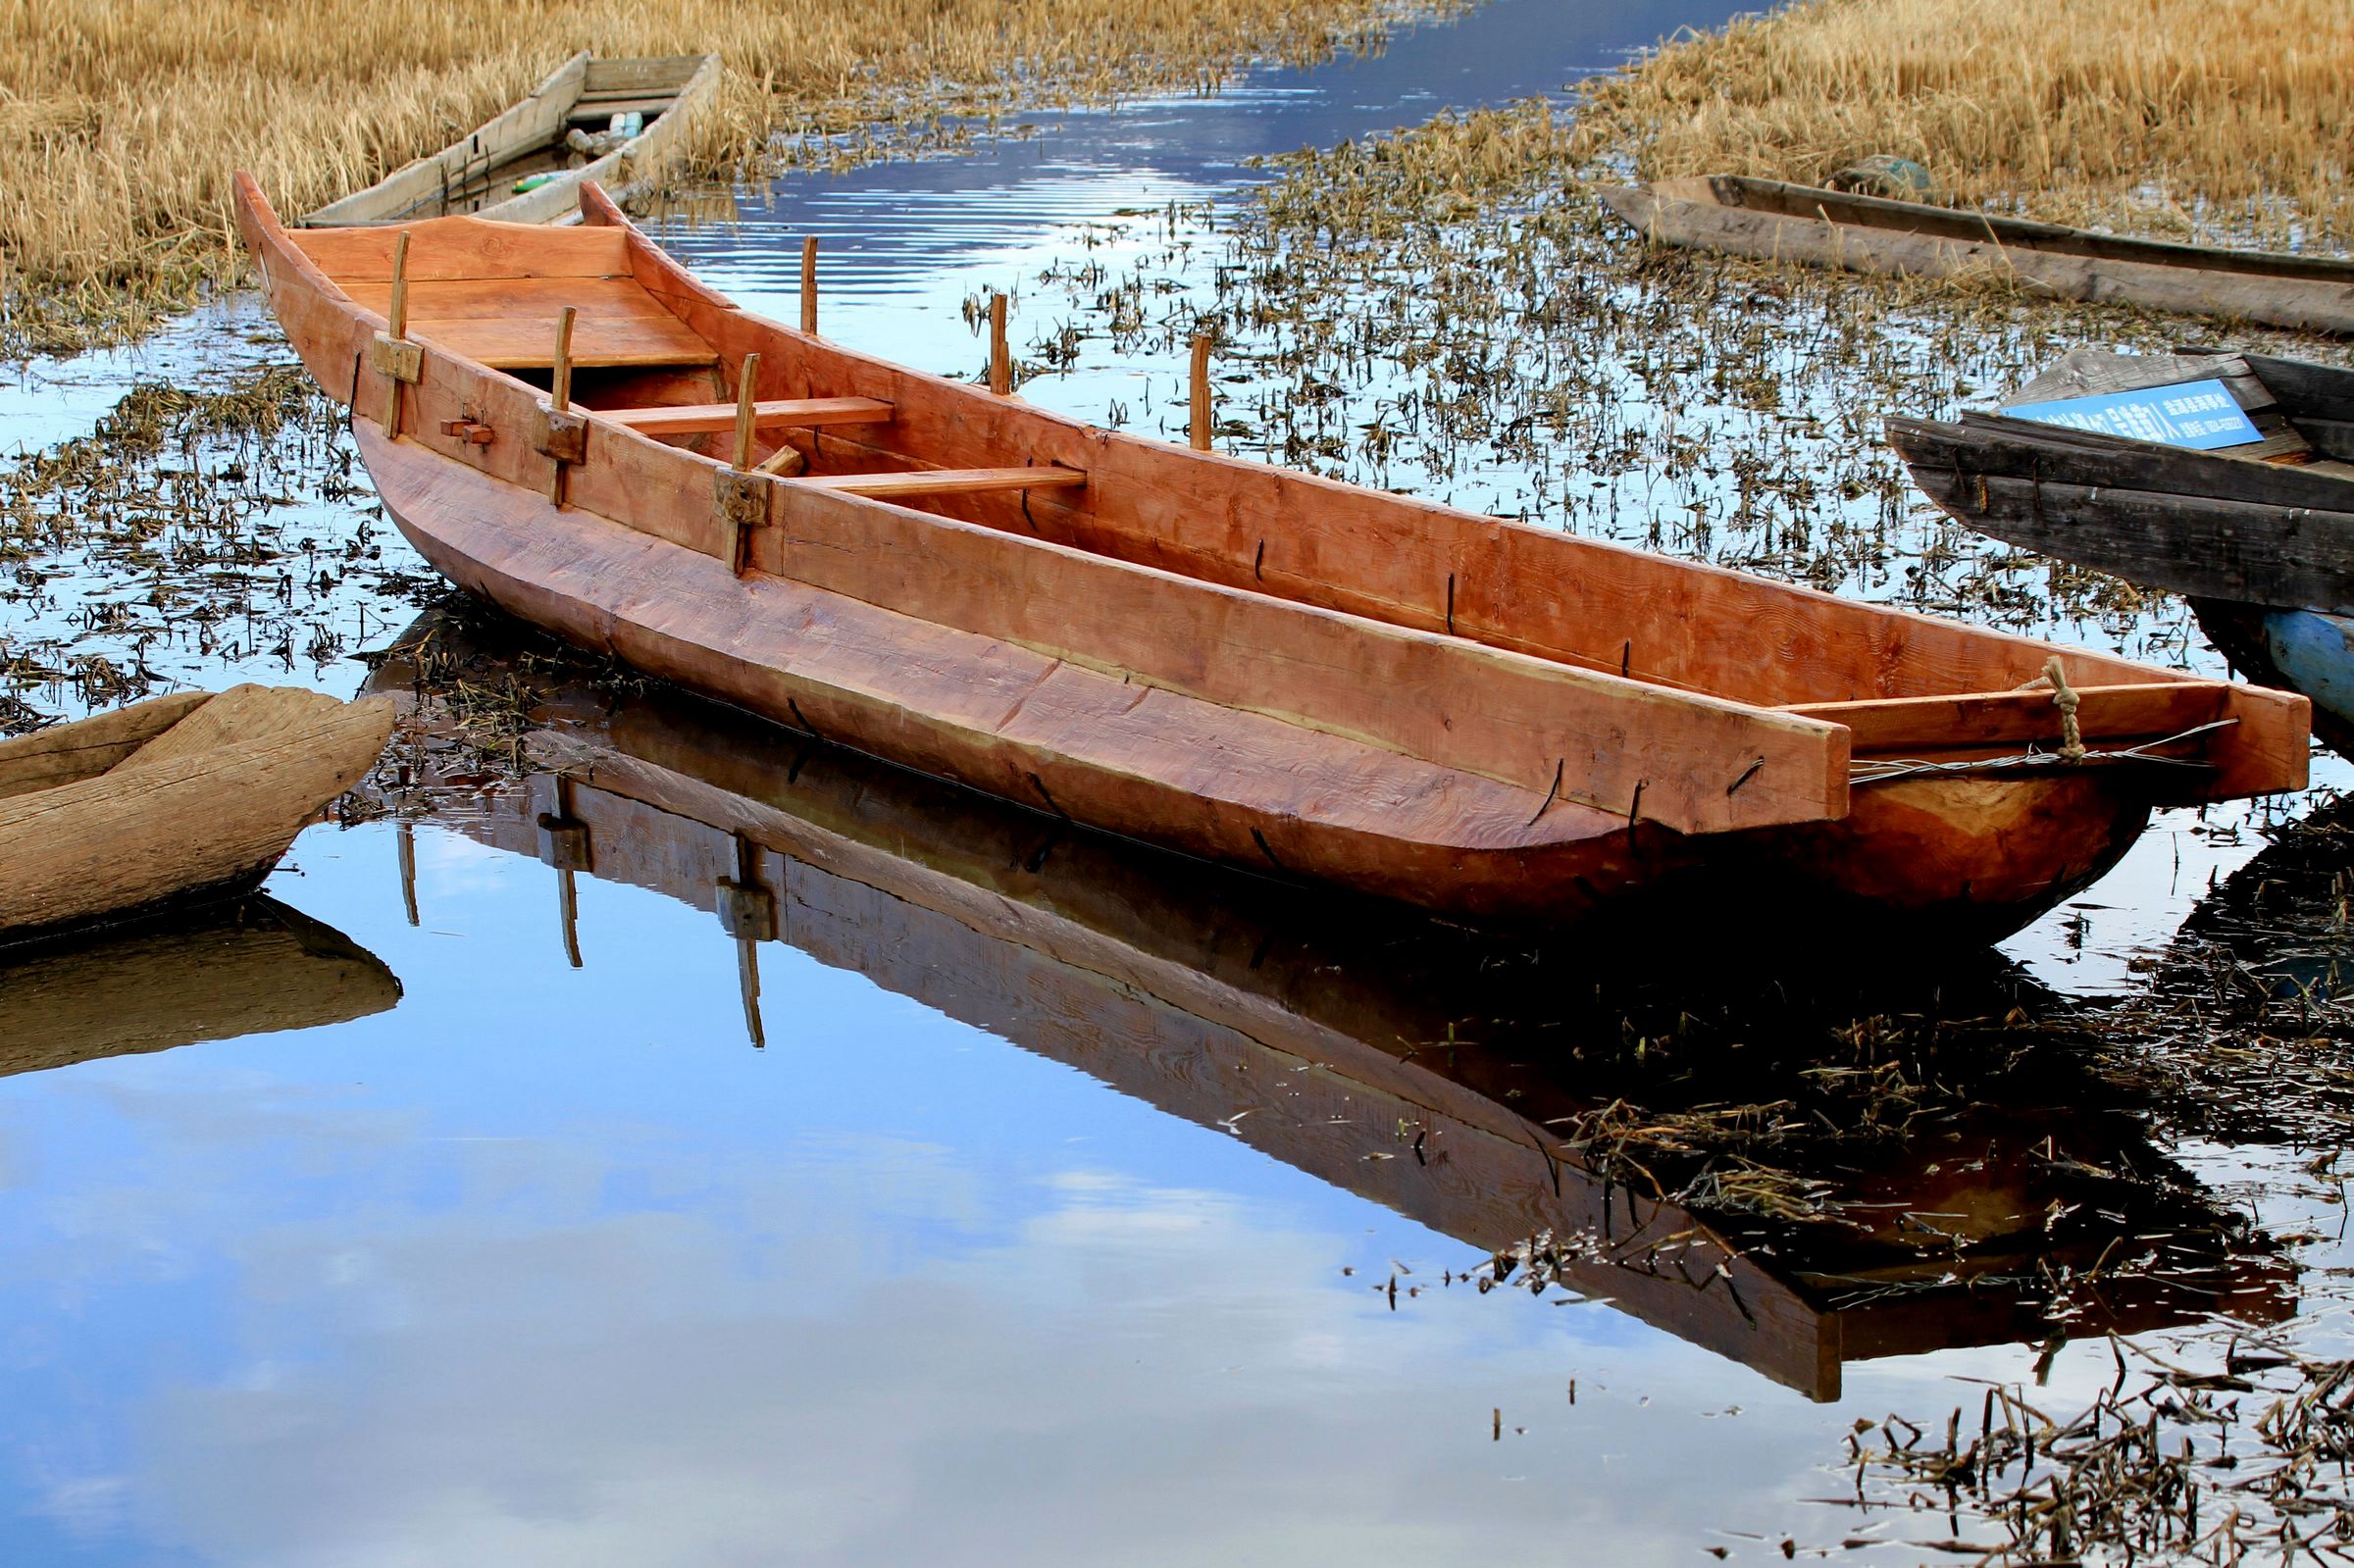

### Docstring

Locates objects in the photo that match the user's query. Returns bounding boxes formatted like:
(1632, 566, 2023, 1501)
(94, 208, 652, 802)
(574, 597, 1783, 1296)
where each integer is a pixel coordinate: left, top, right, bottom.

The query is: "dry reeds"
(0, 0, 1418, 348)
(1572, 0, 2354, 250)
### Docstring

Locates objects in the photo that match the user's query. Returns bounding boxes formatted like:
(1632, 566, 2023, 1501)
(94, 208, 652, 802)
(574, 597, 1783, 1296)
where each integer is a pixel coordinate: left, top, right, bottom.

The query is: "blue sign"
(2004, 378, 2261, 451)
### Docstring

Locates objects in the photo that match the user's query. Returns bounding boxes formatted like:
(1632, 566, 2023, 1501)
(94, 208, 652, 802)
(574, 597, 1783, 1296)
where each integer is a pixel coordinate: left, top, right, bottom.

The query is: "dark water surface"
(3, 4, 2351, 1563)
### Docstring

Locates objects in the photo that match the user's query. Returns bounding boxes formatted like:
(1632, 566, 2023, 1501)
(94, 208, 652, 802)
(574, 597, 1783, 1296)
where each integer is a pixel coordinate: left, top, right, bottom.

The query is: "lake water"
(4, 3, 2350, 1562)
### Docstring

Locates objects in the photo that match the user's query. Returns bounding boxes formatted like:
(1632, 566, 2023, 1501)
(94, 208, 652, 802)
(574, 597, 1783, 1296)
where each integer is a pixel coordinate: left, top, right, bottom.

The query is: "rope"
(2011, 658, 2086, 762)
(2044, 656, 2085, 761)
(1849, 717, 2239, 783)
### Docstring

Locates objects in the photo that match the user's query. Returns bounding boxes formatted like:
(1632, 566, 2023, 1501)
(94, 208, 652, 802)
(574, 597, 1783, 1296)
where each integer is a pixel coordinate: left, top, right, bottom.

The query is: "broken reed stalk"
(989, 293, 1011, 395)
(800, 236, 818, 334)
(1190, 332, 1213, 451)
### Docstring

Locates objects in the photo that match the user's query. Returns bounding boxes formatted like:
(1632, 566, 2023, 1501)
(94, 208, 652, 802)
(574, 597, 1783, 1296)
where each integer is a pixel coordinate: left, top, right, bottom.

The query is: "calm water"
(4, 4, 2350, 1562)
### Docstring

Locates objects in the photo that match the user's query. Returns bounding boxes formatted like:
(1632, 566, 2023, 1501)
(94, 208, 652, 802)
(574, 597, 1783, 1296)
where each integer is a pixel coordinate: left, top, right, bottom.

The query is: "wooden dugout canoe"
(302, 53, 719, 228)
(366, 614, 2290, 1401)
(1889, 347, 2354, 756)
(0, 684, 395, 945)
(239, 172, 2310, 941)
(1598, 176, 2354, 334)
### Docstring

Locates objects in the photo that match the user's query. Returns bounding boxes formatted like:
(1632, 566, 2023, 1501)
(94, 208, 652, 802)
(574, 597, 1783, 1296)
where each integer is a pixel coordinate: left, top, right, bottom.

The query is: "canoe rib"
(1599, 177, 2354, 334)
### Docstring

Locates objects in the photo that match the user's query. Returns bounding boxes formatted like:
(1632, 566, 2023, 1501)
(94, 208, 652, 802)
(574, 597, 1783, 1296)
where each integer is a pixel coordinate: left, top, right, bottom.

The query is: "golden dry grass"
(1572, 0, 2354, 248)
(0, 0, 1415, 346)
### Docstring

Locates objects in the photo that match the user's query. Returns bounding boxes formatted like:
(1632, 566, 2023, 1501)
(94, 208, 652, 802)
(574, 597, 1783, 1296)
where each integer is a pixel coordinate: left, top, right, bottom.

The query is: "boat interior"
(305, 55, 709, 223)
(276, 198, 2293, 784)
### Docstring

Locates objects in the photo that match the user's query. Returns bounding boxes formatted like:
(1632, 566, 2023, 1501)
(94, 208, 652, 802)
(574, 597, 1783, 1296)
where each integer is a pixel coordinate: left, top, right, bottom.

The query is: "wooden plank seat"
(598, 397, 895, 435)
(787, 467, 1089, 500)
(337, 267, 717, 371)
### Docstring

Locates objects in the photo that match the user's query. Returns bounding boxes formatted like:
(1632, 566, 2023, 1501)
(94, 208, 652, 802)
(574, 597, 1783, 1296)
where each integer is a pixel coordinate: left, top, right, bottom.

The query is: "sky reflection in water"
(0, 0, 2341, 1560)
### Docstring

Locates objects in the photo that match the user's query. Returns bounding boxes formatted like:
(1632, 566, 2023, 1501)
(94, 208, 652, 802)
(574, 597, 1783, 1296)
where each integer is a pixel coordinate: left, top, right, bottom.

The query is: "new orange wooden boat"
(236, 172, 2311, 939)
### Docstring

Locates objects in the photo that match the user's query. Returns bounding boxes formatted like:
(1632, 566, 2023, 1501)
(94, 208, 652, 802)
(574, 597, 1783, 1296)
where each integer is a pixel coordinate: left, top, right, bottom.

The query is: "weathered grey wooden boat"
(1890, 347, 2354, 755)
(239, 174, 2313, 942)
(365, 610, 2292, 1401)
(1599, 176, 2354, 333)
(0, 897, 399, 1076)
(0, 684, 395, 945)
(302, 52, 720, 228)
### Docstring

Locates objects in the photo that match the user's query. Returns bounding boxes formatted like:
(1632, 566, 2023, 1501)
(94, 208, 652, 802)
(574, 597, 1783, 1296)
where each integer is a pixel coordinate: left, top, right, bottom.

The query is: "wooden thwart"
(598, 396, 893, 435)
(788, 466, 1088, 499)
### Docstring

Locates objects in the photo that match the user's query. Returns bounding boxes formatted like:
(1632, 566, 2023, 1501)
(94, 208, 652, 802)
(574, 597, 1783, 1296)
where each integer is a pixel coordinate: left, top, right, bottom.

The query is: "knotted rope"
(2014, 657, 2086, 762)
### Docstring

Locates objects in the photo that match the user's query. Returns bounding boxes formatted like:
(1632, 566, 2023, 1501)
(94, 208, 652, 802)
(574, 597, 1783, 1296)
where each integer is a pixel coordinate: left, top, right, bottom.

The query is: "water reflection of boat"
(0, 896, 400, 1078)
(365, 611, 2291, 1400)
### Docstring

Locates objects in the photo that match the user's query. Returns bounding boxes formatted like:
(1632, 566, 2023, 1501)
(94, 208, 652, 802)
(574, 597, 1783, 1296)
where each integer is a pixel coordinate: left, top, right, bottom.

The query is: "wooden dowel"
(989, 293, 1010, 395)
(1190, 333, 1212, 452)
(733, 352, 761, 471)
(387, 231, 411, 341)
(800, 236, 818, 334)
(551, 305, 576, 412)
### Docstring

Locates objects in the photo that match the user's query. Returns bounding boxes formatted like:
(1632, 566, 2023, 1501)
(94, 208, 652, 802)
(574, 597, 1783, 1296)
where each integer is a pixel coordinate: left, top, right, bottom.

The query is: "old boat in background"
(1598, 177, 2354, 334)
(237, 172, 2309, 941)
(1890, 348, 2354, 756)
(0, 684, 394, 945)
(363, 609, 2294, 1402)
(301, 53, 720, 227)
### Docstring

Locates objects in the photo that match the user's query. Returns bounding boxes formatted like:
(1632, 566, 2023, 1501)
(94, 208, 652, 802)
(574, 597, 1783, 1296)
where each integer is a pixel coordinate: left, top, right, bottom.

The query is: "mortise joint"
(533, 405, 588, 464)
(369, 332, 422, 384)
(715, 877, 778, 941)
(715, 468, 770, 575)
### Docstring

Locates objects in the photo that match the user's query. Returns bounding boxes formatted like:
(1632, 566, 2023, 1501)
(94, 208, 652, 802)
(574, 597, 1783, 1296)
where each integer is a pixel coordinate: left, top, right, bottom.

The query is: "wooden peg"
(989, 293, 1010, 395)
(732, 352, 761, 471)
(715, 352, 768, 576)
(551, 305, 576, 412)
(1189, 333, 1212, 452)
(800, 236, 818, 334)
(387, 230, 411, 341)
(367, 229, 422, 433)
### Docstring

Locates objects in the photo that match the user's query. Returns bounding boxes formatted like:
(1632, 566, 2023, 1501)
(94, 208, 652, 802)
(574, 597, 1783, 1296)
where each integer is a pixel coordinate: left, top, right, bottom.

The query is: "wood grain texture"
(1894, 422, 2354, 618)
(0, 691, 210, 800)
(0, 684, 395, 941)
(599, 396, 894, 434)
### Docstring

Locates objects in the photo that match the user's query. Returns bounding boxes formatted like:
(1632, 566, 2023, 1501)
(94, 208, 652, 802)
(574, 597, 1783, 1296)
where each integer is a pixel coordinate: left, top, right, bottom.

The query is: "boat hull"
(1601, 177, 2354, 334)
(2194, 600, 2354, 759)
(368, 424, 2157, 938)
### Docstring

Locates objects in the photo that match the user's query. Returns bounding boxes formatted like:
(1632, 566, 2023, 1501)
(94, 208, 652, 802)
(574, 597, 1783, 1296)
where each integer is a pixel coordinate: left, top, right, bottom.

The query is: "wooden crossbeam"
(597, 396, 894, 436)
(789, 466, 1087, 500)
(1782, 681, 2225, 750)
